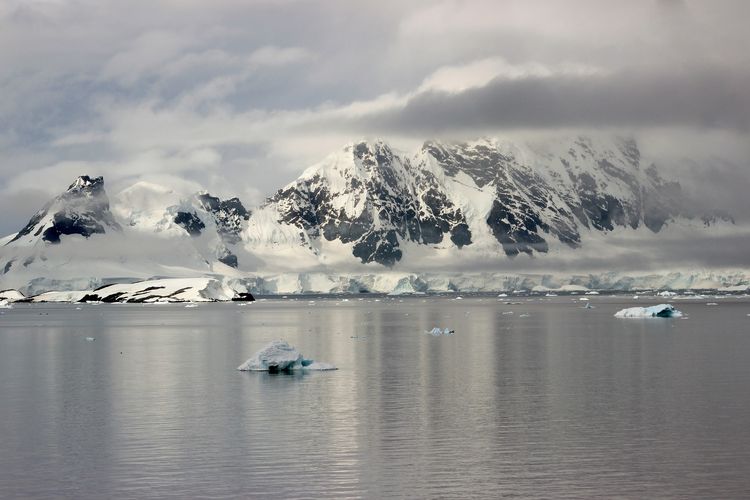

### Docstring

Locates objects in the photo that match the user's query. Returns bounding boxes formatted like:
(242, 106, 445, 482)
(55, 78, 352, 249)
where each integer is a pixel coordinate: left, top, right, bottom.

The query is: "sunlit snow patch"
(614, 304, 683, 318)
(237, 340, 337, 372)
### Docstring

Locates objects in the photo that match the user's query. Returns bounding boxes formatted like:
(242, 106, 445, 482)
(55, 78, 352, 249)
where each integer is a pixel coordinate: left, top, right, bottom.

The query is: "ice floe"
(427, 327, 454, 336)
(614, 304, 683, 318)
(237, 340, 337, 372)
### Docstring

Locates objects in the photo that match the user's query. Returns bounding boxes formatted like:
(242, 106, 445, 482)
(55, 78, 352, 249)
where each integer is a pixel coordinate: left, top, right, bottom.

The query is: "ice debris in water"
(0, 299, 11, 309)
(237, 340, 337, 372)
(85, 337, 95, 341)
(427, 327, 454, 336)
(614, 304, 683, 318)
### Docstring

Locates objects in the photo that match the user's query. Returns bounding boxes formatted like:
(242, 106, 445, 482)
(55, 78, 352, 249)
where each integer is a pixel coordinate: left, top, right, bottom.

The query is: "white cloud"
(247, 45, 313, 66)
(418, 57, 607, 94)
(99, 30, 191, 87)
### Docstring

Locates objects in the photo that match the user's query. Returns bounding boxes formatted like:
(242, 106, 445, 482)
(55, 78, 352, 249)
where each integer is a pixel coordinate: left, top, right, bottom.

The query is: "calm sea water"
(1, 295, 749, 499)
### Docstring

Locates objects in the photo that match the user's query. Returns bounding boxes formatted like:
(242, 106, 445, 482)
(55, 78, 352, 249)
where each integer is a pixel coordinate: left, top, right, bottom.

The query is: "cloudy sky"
(1, 0, 749, 236)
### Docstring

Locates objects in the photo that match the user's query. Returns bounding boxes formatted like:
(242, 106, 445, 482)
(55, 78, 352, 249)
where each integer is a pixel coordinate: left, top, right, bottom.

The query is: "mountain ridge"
(0, 135, 737, 294)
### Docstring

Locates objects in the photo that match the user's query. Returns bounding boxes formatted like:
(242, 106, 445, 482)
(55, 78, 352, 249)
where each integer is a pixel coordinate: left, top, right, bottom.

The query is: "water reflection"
(1, 298, 750, 498)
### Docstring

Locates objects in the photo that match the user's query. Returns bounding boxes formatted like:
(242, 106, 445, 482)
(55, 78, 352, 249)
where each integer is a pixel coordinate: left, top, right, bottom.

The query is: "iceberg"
(237, 340, 337, 372)
(0, 299, 11, 309)
(614, 304, 683, 318)
(427, 327, 454, 336)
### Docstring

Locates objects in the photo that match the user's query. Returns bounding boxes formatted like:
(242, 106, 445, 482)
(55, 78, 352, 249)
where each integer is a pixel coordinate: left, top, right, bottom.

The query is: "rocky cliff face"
(173, 193, 251, 267)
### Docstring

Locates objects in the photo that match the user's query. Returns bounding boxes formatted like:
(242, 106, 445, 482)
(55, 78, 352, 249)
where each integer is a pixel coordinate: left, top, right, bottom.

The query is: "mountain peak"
(7, 175, 120, 246)
(67, 175, 104, 192)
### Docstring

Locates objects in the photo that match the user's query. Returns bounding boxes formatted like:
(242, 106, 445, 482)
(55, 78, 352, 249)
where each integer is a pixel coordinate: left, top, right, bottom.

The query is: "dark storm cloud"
(349, 66, 750, 135)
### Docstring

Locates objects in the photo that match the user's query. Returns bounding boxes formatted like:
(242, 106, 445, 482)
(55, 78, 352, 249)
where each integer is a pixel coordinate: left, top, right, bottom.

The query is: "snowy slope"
(28, 277, 239, 303)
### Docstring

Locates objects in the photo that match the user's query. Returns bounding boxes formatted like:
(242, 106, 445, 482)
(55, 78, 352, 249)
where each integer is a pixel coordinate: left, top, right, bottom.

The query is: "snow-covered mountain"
(0, 177, 255, 294)
(246, 136, 729, 268)
(8, 175, 121, 247)
(0, 135, 742, 296)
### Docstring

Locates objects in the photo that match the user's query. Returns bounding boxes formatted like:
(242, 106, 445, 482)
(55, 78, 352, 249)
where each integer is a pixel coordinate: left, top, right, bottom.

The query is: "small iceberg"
(427, 327, 454, 336)
(0, 299, 11, 309)
(614, 304, 683, 318)
(184, 303, 198, 308)
(85, 337, 95, 342)
(237, 340, 337, 372)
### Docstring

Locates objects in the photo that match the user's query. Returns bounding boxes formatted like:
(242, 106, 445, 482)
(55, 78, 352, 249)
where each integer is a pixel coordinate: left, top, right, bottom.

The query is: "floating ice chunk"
(237, 340, 337, 372)
(185, 303, 198, 308)
(85, 337, 95, 341)
(583, 302, 594, 309)
(497, 293, 508, 297)
(614, 304, 683, 318)
(579, 297, 589, 301)
(706, 302, 718, 306)
(519, 313, 530, 318)
(585, 291, 600, 295)
(657, 291, 677, 297)
(0, 299, 12, 309)
(427, 327, 454, 336)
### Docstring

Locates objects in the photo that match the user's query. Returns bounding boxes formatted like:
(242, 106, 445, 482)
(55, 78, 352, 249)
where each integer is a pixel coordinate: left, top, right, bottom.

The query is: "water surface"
(1, 296, 749, 498)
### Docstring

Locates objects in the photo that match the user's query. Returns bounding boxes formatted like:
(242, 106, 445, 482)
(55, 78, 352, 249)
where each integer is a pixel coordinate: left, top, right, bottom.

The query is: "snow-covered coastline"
(2, 278, 244, 303)
(1, 270, 748, 303)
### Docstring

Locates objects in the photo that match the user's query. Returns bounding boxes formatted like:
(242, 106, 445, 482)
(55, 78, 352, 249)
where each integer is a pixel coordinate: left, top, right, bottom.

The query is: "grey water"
(1, 296, 750, 499)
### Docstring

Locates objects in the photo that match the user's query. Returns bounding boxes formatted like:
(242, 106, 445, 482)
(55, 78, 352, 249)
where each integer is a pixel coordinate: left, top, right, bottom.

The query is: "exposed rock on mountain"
(9, 176, 121, 245)
(259, 136, 709, 264)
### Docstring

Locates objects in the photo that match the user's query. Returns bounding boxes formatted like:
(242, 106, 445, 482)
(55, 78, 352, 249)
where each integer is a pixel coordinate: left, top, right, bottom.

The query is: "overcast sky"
(1, 0, 749, 237)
